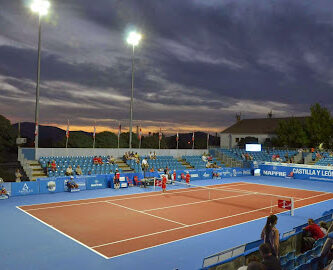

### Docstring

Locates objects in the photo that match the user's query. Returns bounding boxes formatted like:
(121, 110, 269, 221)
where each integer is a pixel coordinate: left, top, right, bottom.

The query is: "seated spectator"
(93, 156, 99, 164)
(97, 156, 103, 164)
(304, 218, 325, 240)
(249, 155, 254, 161)
(261, 215, 279, 258)
(152, 151, 157, 160)
(51, 160, 57, 172)
(272, 154, 276, 161)
(15, 169, 22, 182)
(75, 165, 82, 176)
(0, 178, 9, 197)
(319, 232, 333, 267)
(207, 155, 213, 162)
(110, 156, 115, 164)
(320, 221, 329, 235)
(259, 243, 281, 270)
(248, 262, 265, 270)
(202, 155, 207, 162)
(66, 176, 79, 189)
(149, 167, 154, 172)
(206, 161, 211, 168)
(65, 165, 74, 176)
(46, 161, 51, 172)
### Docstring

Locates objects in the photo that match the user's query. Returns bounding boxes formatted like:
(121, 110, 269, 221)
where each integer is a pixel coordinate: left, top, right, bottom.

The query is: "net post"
(290, 197, 294, 216)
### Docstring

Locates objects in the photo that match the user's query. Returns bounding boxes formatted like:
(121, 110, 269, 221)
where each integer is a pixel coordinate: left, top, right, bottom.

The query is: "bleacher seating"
(182, 155, 224, 169)
(212, 148, 298, 163)
(202, 209, 333, 270)
(315, 152, 333, 166)
(126, 156, 186, 173)
(39, 156, 121, 177)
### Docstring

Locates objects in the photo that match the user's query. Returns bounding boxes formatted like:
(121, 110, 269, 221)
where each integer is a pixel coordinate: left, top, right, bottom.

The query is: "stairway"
(116, 159, 133, 172)
(28, 160, 47, 181)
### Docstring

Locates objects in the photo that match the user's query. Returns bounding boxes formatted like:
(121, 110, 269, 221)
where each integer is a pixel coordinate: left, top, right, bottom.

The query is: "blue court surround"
(1, 176, 333, 270)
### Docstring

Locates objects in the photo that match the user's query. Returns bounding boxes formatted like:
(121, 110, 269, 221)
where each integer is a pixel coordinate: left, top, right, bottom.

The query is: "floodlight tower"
(30, 0, 50, 159)
(126, 31, 142, 150)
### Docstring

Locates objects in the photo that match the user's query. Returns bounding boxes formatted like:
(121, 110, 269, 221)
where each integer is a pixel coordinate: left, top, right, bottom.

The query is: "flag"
(138, 127, 142, 140)
(192, 132, 195, 142)
(93, 122, 96, 139)
(66, 120, 70, 138)
(159, 128, 162, 141)
(34, 122, 38, 136)
(118, 124, 121, 137)
(176, 132, 179, 141)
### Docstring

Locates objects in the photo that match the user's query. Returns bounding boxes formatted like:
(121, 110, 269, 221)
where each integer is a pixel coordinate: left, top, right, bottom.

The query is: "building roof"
(221, 117, 309, 135)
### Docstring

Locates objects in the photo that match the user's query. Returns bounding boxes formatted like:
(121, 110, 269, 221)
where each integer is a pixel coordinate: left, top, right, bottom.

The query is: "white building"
(220, 117, 307, 148)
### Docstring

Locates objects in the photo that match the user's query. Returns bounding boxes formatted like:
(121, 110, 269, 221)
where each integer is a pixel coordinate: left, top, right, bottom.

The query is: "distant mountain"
(12, 122, 220, 148)
(12, 122, 91, 147)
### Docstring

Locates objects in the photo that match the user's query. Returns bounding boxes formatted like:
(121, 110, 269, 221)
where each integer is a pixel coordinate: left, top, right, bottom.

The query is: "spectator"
(206, 161, 211, 168)
(66, 165, 74, 176)
(110, 156, 115, 165)
(259, 243, 281, 270)
(261, 215, 279, 258)
(319, 232, 333, 267)
(152, 151, 157, 160)
(202, 155, 207, 162)
(15, 169, 22, 182)
(97, 156, 103, 164)
(319, 221, 329, 235)
(304, 218, 325, 240)
(75, 165, 82, 176)
(93, 156, 99, 165)
(66, 176, 79, 189)
(51, 160, 57, 172)
(46, 161, 51, 172)
(87, 170, 92, 175)
(149, 167, 154, 172)
(247, 262, 265, 270)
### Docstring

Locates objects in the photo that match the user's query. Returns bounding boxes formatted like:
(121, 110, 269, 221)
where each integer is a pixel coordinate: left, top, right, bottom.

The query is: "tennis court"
(17, 181, 333, 259)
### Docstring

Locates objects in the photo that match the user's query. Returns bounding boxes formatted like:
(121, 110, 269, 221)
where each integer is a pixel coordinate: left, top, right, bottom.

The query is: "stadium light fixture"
(30, 0, 50, 159)
(127, 31, 142, 149)
(30, 0, 50, 16)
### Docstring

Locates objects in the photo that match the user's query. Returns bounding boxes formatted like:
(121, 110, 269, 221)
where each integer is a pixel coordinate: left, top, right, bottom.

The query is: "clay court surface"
(18, 182, 333, 259)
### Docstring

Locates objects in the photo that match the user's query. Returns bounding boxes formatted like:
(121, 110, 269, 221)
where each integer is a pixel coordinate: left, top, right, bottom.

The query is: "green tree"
(0, 115, 17, 162)
(95, 131, 118, 148)
(305, 103, 333, 148)
(275, 117, 308, 148)
(57, 132, 93, 148)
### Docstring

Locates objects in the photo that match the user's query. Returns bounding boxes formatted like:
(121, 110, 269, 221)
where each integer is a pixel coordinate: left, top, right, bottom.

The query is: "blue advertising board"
(39, 178, 65, 194)
(259, 164, 333, 181)
(86, 176, 107, 190)
(2, 182, 11, 196)
(11, 181, 39, 196)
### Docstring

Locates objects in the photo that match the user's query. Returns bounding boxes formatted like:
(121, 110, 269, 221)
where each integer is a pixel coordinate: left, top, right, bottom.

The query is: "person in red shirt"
(304, 219, 325, 240)
(93, 156, 99, 165)
(173, 170, 176, 184)
(185, 173, 190, 186)
(51, 160, 57, 172)
(114, 169, 120, 189)
(162, 175, 167, 193)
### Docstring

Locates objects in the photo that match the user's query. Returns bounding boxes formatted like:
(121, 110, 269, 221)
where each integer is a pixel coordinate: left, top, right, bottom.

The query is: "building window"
(235, 138, 239, 142)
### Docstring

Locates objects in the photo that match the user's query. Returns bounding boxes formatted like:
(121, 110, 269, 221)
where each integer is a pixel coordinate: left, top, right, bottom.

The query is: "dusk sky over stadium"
(1, 0, 333, 134)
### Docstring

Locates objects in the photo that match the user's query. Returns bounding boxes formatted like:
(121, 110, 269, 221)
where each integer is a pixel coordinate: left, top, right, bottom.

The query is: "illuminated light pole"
(30, 0, 50, 159)
(126, 31, 142, 150)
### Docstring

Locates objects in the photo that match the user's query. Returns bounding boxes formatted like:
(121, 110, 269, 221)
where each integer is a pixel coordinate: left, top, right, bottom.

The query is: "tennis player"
(114, 169, 120, 189)
(162, 175, 167, 193)
(185, 172, 190, 186)
(172, 170, 176, 184)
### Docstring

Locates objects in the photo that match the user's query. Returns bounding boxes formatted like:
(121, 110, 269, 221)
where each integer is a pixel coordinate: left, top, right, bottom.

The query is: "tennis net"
(160, 180, 295, 216)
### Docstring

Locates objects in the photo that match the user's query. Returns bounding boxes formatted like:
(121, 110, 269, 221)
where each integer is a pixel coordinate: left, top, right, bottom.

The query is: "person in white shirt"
(66, 165, 74, 176)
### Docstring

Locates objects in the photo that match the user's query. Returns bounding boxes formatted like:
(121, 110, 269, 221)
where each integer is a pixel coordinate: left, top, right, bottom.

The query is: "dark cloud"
(1, 0, 333, 131)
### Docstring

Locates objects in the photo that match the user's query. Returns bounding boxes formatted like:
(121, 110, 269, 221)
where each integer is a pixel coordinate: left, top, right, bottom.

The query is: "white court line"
(239, 180, 333, 193)
(16, 206, 108, 259)
(105, 201, 187, 226)
(92, 191, 333, 249)
(22, 182, 250, 211)
(143, 193, 253, 212)
(18, 182, 249, 208)
(102, 196, 333, 259)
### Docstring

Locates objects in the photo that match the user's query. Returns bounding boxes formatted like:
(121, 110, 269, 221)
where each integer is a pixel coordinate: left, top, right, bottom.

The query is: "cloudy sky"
(1, 0, 333, 134)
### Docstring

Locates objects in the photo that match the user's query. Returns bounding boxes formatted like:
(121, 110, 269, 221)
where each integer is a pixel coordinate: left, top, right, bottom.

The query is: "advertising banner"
(11, 181, 39, 196)
(39, 178, 65, 194)
(86, 176, 107, 190)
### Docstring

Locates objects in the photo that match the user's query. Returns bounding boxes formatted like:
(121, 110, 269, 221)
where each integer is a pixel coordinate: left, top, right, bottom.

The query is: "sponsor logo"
(203, 172, 210, 178)
(233, 169, 237, 177)
(262, 170, 286, 177)
(243, 169, 251, 175)
(47, 181, 56, 192)
(19, 183, 34, 195)
(91, 179, 103, 187)
(191, 174, 199, 178)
